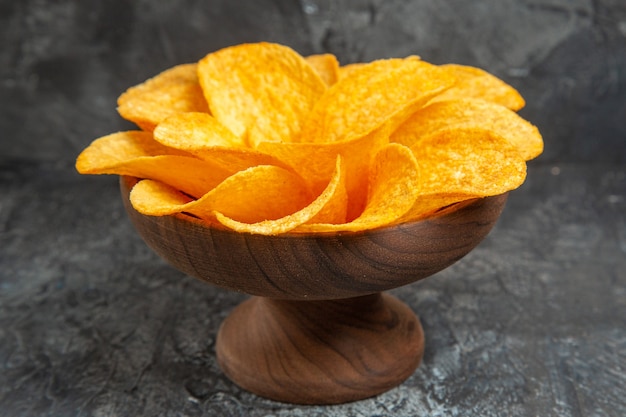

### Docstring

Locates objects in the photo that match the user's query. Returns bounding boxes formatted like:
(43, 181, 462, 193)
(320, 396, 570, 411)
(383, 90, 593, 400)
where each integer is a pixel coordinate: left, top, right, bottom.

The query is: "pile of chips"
(76, 42, 543, 235)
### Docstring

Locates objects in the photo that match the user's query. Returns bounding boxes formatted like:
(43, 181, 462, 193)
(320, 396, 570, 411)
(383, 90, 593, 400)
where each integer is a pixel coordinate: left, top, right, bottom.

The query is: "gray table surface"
(1, 1, 625, 416)
(2, 162, 625, 417)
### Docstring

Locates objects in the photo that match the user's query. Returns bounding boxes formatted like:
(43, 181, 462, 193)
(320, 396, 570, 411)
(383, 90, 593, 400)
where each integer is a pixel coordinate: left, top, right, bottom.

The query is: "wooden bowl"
(120, 176, 508, 404)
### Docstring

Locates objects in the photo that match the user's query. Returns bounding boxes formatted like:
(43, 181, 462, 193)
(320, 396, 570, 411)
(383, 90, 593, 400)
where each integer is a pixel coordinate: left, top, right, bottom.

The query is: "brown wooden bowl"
(120, 176, 508, 404)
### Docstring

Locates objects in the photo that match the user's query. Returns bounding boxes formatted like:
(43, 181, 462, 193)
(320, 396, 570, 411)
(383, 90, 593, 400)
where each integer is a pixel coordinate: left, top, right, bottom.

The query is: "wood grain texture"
(120, 177, 508, 300)
(119, 176, 508, 403)
(216, 293, 424, 404)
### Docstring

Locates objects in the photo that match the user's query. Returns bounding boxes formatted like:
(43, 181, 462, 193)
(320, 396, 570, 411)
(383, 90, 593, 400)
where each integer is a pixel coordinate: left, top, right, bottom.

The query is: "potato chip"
(336, 58, 420, 81)
(258, 128, 388, 220)
(76, 131, 232, 197)
(390, 98, 543, 160)
(154, 112, 246, 148)
(296, 143, 420, 232)
(118, 64, 209, 131)
(397, 192, 480, 223)
(400, 127, 526, 220)
(411, 127, 526, 194)
(129, 165, 313, 224)
(215, 156, 347, 235)
(306, 54, 340, 86)
(435, 64, 525, 111)
(336, 62, 365, 80)
(76, 131, 187, 162)
(297, 57, 455, 144)
(153, 112, 288, 172)
(197, 43, 327, 147)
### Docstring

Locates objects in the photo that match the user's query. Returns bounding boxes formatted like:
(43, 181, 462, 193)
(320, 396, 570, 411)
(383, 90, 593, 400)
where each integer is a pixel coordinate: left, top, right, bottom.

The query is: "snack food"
(76, 42, 543, 235)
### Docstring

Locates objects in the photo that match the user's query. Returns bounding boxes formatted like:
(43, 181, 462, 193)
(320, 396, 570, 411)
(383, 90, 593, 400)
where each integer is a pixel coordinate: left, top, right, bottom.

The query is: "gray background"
(2, 0, 625, 165)
(1, 1, 625, 416)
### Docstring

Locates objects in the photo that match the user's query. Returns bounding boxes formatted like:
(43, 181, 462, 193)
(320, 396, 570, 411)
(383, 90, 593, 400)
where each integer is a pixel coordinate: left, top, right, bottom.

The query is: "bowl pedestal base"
(216, 292, 424, 404)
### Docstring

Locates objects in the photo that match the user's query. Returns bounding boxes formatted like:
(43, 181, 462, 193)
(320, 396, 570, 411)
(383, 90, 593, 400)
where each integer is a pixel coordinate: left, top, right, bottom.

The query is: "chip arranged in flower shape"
(76, 42, 543, 235)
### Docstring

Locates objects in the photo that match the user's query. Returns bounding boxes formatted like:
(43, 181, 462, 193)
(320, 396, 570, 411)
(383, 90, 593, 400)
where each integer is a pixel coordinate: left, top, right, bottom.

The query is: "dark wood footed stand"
(121, 176, 508, 405)
(216, 293, 424, 404)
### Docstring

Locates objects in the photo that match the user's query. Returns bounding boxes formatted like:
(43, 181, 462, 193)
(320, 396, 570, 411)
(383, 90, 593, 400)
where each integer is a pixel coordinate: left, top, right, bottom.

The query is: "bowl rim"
(120, 175, 499, 239)
(120, 175, 509, 299)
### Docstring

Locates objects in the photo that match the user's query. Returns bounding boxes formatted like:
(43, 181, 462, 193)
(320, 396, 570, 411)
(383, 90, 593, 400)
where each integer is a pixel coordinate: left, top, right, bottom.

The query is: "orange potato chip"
(434, 64, 525, 111)
(305, 54, 340, 86)
(390, 98, 543, 160)
(304, 157, 348, 225)
(411, 127, 526, 194)
(75, 131, 232, 197)
(397, 192, 481, 223)
(336, 62, 365, 80)
(154, 112, 246, 148)
(129, 165, 313, 224)
(117, 64, 209, 131)
(336, 58, 418, 81)
(197, 43, 327, 147)
(76, 131, 187, 162)
(296, 143, 420, 232)
(258, 128, 388, 220)
(400, 127, 527, 220)
(298, 57, 456, 144)
(153, 112, 288, 172)
(215, 156, 347, 235)
(182, 147, 291, 175)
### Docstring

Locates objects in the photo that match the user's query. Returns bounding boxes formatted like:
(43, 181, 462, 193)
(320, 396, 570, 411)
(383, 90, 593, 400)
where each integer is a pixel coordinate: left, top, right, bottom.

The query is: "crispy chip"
(435, 64, 525, 111)
(298, 57, 455, 143)
(153, 112, 288, 172)
(154, 112, 246, 148)
(198, 43, 327, 147)
(337, 62, 365, 80)
(76, 131, 232, 197)
(118, 64, 209, 131)
(400, 127, 526, 220)
(258, 129, 388, 220)
(336, 59, 419, 81)
(76, 131, 187, 162)
(296, 143, 420, 232)
(391, 98, 543, 160)
(397, 192, 481, 223)
(129, 165, 313, 223)
(411, 127, 526, 194)
(306, 54, 340, 86)
(215, 156, 347, 235)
